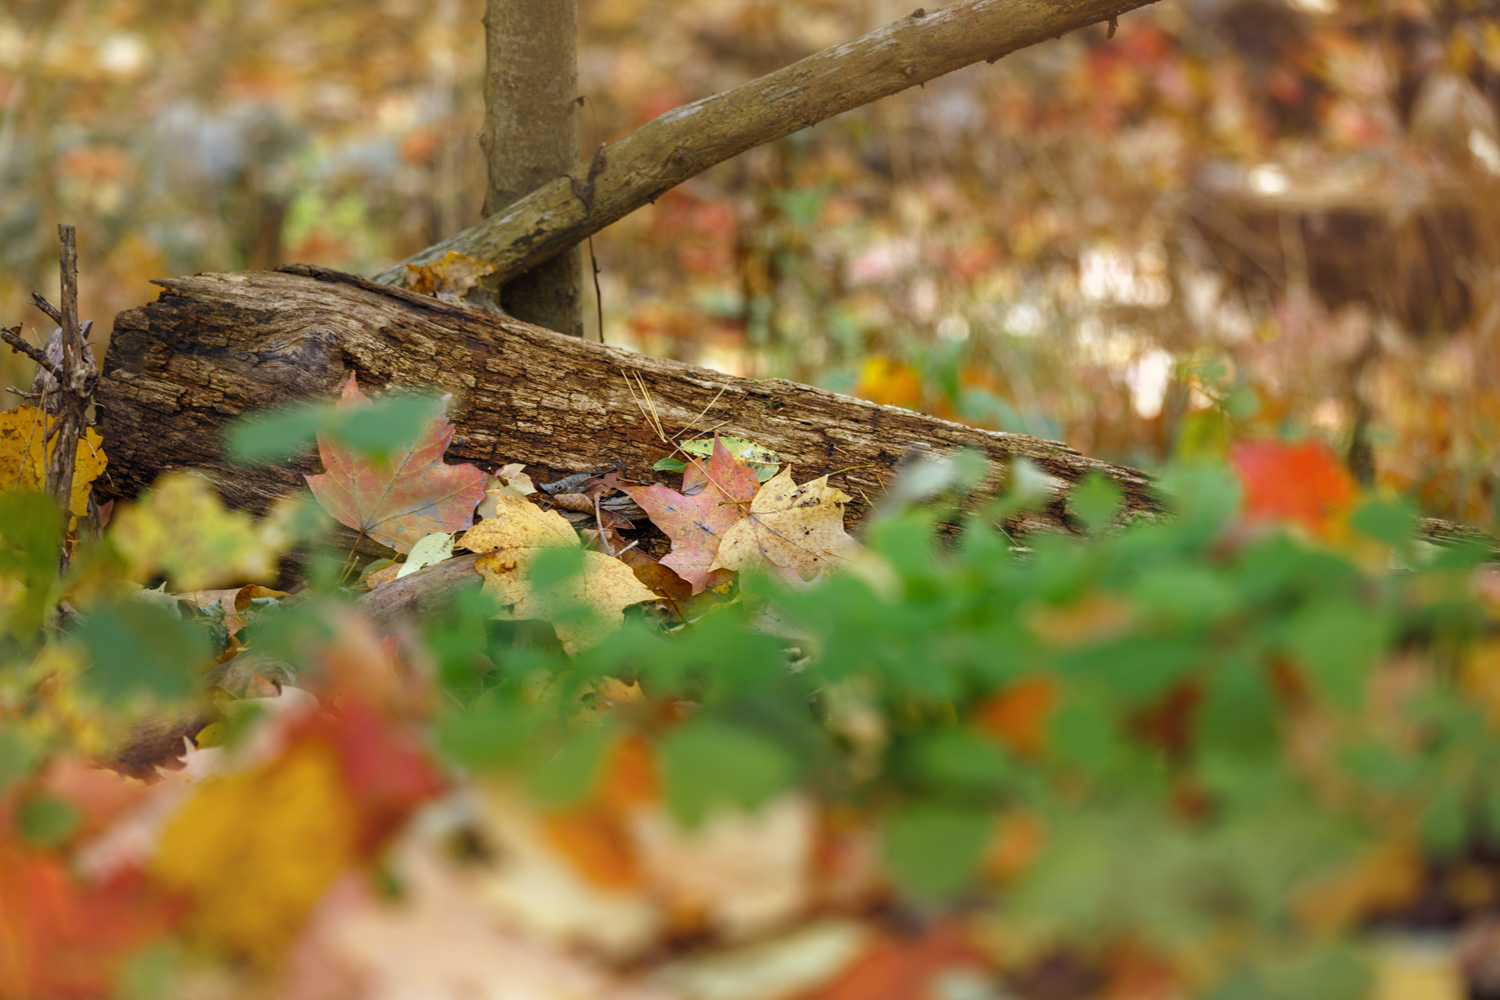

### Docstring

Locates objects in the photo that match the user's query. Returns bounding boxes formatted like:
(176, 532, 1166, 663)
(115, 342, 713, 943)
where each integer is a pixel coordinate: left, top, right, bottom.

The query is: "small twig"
(1, 324, 58, 374)
(576, 98, 608, 345)
(30, 291, 62, 325)
(41, 224, 99, 576)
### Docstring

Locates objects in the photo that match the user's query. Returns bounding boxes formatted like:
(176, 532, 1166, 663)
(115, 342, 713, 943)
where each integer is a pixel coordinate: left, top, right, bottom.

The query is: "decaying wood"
(96, 265, 1159, 534)
(371, 0, 1159, 288)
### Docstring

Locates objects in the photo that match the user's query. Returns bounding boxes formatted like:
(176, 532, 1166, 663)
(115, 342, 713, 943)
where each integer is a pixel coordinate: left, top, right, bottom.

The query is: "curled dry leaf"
(402, 250, 497, 302)
(475, 462, 537, 520)
(709, 467, 860, 584)
(461, 495, 658, 654)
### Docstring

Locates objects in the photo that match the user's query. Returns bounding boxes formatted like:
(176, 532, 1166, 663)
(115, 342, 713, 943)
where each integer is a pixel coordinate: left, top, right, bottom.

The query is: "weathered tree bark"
(480, 0, 583, 337)
(96, 266, 1159, 535)
(370, 0, 1160, 288)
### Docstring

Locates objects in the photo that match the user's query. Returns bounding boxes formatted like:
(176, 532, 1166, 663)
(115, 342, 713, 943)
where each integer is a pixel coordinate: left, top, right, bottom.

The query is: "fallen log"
(96, 265, 1159, 535)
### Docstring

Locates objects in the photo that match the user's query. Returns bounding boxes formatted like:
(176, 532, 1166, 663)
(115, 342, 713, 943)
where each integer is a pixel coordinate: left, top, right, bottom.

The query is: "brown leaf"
(402, 250, 497, 302)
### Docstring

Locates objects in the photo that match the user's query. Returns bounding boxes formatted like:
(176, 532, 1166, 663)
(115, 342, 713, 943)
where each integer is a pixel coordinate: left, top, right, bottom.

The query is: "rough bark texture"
(371, 0, 1159, 288)
(96, 266, 1160, 534)
(481, 0, 582, 337)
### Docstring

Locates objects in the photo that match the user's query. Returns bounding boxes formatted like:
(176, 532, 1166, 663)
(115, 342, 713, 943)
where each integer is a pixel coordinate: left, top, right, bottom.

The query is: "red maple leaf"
(306, 375, 487, 553)
(1231, 439, 1356, 538)
(625, 437, 760, 593)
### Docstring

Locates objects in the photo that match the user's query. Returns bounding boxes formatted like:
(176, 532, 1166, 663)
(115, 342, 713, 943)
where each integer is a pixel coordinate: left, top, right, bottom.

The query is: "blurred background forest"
(3, 0, 1498, 528)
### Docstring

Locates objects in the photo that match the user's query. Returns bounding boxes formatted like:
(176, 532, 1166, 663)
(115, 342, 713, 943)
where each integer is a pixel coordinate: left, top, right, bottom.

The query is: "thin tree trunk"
(480, 0, 583, 337)
(371, 0, 1160, 289)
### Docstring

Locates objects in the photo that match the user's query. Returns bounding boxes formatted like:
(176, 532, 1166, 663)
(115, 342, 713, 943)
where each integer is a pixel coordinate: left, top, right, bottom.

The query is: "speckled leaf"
(709, 467, 859, 584)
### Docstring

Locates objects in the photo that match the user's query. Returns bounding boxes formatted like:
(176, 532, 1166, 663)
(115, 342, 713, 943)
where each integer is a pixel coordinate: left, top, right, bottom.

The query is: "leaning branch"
(371, 0, 1157, 287)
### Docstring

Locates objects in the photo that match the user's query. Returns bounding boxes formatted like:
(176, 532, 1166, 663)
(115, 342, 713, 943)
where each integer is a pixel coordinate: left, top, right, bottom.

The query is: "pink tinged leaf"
(625, 437, 759, 593)
(306, 375, 487, 554)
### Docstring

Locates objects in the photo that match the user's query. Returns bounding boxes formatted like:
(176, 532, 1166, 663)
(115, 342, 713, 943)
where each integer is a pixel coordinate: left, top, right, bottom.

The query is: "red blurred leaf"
(1231, 440, 1356, 537)
(0, 838, 175, 999)
(298, 698, 448, 854)
(306, 375, 487, 553)
(624, 437, 759, 593)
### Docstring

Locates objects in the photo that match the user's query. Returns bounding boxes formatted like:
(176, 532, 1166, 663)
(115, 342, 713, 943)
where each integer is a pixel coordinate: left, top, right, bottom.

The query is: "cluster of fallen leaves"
(0, 377, 897, 1000)
(305, 374, 859, 653)
(7, 377, 1500, 1000)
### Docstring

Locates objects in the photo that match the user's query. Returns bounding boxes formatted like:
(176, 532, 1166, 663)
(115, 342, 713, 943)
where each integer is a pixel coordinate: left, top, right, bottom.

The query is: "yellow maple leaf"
(709, 467, 859, 583)
(460, 495, 658, 654)
(151, 739, 359, 964)
(0, 405, 106, 517)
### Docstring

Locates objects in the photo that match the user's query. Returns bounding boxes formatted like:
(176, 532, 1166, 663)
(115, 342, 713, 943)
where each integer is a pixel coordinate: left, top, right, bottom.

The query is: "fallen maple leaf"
(149, 699, 443, 964)
(306, 375, 486, 554)
(709, 467, 859, 583)
(625, 437, 760, 594)
(0, 404, 106, 518)
(460, 495, 659, 653)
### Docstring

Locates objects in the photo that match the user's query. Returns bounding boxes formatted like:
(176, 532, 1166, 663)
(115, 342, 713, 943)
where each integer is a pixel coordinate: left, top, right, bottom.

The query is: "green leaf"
(0, 725, 40, 793)
(17, 795, 80, 846)
(528, 725, 611, 809)
(1421, 783, 1467, 857)
(1282, 602, 1390, 711)
(227, 391, 445, 465)
(1197, 656, 1277, 757)
(912, 728, 1012, 795)
(224, 404, 329, 464)
(437, 700, 533, 769)
(1048, 694, 1117, 773)
(1069, 473, 1122, 533)
(1350, 498, 1417, 546)
(0, 490, 63, 631)
(661, 718, 797, 826)
(75, 601, 211, 702)
(882, 804, 992, 901)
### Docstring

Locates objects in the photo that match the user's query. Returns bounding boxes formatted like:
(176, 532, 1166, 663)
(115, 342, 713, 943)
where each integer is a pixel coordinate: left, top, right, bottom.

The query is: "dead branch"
(370, 0, 1157, 289)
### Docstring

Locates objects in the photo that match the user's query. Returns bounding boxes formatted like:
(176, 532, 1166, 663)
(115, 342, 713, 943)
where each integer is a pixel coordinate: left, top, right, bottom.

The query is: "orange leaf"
(855, 356, 923, 410)
(538, 735, 658, 889)
(1231, 440, 1356, 538)
(805, 922, 988, 1000)
(973, 677, 1057, 756)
